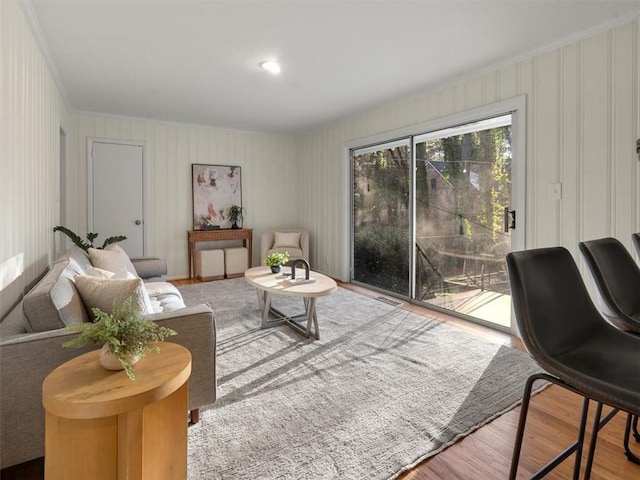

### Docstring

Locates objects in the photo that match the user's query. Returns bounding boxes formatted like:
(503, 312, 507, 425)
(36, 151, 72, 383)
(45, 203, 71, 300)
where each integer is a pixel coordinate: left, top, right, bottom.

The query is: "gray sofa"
(0, 247, 217, 469)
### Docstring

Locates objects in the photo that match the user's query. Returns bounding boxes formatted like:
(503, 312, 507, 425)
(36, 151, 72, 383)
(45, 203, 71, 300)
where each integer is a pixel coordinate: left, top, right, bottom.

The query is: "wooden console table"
(42, 342, 191, 480)
(187, 228, 253, 278)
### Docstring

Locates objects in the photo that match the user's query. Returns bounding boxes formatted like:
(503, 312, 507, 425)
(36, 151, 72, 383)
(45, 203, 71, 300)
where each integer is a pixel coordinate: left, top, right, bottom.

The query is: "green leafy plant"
(265, 251, 289, 267)
(62, 297, 177, 380)
(227, 205, 245, 229)
(53, 226, 127, 252)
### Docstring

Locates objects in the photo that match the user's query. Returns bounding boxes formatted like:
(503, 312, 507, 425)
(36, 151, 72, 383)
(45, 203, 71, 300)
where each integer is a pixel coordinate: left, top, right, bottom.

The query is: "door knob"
(135, 220, 142, 225)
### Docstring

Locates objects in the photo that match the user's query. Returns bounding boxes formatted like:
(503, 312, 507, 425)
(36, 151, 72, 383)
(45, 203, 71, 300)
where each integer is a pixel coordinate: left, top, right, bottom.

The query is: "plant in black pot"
(227, 205, 245, 229)
(265, 251, 289, 274)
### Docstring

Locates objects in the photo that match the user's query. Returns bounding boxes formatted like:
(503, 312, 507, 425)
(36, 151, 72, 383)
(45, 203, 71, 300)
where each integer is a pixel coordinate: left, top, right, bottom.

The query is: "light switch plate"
(548, 183, 562, 200)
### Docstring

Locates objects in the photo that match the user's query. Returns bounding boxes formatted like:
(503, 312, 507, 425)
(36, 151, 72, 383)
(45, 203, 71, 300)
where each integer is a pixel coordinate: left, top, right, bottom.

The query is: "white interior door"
(90, 140, 144, 257)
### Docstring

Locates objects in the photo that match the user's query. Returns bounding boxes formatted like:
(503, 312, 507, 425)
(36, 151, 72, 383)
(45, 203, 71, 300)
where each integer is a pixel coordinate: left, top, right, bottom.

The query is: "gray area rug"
(180, 278, 542, 480)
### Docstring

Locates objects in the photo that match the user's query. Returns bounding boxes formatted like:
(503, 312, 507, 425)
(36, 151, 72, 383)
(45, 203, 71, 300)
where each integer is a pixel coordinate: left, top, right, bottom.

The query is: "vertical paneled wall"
(2, 1, 638, 320)
(64, 115, 298, 277)
(297, 19, 639, 280)
(1, 2, 66, 318)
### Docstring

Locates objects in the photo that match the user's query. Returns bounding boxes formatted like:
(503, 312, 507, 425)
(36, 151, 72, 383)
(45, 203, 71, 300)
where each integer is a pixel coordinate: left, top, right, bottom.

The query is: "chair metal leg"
(509, 373, 623, 480)
(632, 414, 640, 442)
(572, 397, 590, 480)
(623, 413, 640, 465)
(509, 373, 589, 480)
(580, 402, 620, 479)
(508, 373, 539, 480)
(583, 402, 603, 479)
(531, 396, 590, 480)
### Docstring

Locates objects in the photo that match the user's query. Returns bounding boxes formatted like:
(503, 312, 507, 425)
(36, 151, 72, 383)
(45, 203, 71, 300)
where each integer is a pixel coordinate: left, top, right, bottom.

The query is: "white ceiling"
(29, 1, 640, 135)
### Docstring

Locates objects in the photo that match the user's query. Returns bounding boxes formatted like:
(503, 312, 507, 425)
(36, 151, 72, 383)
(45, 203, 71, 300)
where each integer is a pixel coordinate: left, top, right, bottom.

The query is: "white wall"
(1, 2, 68, 318)
(297, 19, 640, 280)
(1, 3, 298, 318)
(3, 2, 638, 319)
(64, 114, 299, 277)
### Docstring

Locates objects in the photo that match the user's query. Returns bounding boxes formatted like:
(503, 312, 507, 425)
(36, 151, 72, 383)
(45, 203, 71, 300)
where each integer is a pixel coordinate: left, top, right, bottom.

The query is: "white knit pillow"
(88, 245, 138, 278)
(73, 275, 153, 318)
(273, 232, 300, 249)
(87, 266, 137, 280)
(86, 266, 115, 279)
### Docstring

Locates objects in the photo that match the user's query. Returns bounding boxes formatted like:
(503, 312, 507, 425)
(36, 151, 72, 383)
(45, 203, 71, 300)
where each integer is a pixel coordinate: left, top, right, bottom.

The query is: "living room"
(2, 1, 640, 479)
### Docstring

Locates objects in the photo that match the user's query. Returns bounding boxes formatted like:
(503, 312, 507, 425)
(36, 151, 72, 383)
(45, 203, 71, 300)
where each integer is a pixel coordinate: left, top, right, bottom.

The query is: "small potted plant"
(265, 251, 289, 274)
(227, 205, 245, 229)
(62, 297, 177, 380)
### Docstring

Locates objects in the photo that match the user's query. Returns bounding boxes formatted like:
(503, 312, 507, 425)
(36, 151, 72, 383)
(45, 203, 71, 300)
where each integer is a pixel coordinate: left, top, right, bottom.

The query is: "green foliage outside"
(353, 123, 512, 299)
(354, 226, 409, 294)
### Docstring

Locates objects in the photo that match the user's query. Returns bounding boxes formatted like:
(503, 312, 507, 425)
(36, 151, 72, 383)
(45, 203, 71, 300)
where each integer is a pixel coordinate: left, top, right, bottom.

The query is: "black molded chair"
(506, 247, 640, 479)
(579, 237, 640, 464)
(579, 237, 640, 334)
(633, 233, 640, 257)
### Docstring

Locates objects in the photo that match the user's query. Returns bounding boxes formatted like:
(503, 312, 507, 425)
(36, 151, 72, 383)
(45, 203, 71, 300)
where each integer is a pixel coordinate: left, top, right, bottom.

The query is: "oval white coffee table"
(244, 266, 337, 340)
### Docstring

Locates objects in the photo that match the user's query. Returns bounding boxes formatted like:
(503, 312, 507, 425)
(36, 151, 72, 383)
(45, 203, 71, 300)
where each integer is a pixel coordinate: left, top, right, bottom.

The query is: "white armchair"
(260, 229, 309, 265)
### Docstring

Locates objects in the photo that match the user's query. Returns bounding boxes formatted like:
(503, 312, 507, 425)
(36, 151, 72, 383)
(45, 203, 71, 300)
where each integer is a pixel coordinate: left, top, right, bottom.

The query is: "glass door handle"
(504, 208, 516, 232)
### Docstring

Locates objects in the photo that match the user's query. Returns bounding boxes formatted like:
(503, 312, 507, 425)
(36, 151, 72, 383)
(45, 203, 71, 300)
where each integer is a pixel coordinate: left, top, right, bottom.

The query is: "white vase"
(100, 343, 140, 371)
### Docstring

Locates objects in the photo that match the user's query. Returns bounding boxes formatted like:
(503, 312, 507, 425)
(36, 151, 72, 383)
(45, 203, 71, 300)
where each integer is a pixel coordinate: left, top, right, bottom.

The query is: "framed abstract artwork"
(191, 164, 242, 230)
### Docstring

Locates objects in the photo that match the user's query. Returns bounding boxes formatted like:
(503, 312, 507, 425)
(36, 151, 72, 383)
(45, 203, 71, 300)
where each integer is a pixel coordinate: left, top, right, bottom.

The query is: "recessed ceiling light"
(260, 61, 281, 74)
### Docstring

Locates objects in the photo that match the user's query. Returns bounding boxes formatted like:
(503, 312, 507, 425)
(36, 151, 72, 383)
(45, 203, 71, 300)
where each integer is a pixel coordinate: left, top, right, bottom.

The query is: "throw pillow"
(88, 244, 138, 277)
(274, 231, 301, 249)
(73, 275, 153, 319)
(87, 266, 115, 279)
(87, 266, 137, 280)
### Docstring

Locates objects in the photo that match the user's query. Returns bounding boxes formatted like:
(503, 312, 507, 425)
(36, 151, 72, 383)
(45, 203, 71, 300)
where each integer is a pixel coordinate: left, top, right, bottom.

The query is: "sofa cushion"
(144, 282, 183, 301)
(88, 245, 138, 278)
(0, 302, 29, 336)
(144, 282, 185, 312)
(23, 251, 92, 332)
(73, 275, 153, 318)
(130, 257, 167, 279)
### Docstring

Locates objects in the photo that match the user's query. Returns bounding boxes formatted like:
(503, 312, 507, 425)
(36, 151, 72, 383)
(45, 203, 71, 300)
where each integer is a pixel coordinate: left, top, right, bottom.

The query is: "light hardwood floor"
(340, 282, 640, 480)
(3, 279, 638, 480)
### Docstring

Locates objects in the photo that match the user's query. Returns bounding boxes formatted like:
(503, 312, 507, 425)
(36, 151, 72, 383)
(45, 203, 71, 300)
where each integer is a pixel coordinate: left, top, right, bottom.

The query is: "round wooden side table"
(42, 342, 191, 480)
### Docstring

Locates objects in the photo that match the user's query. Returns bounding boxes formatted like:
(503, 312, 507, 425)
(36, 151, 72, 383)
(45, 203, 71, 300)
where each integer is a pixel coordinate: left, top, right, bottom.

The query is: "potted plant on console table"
(227, 205, 246, 229)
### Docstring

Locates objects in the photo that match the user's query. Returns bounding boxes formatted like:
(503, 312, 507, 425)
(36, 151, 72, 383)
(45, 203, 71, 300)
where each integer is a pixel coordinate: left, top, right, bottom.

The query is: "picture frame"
(192, 164, 242, 230)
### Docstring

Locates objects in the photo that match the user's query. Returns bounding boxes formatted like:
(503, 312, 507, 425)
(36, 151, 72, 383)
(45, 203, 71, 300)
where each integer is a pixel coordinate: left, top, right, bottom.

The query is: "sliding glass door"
(413, 115, 513, 328)
(351, 109, 520, 332)
(352, 139, 411, 296)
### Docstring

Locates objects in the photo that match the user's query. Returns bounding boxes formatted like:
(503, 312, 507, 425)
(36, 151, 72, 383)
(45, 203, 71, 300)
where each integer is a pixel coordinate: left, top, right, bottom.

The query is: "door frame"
(345, 96, 526, 335)
(87, 137, 148, 255)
